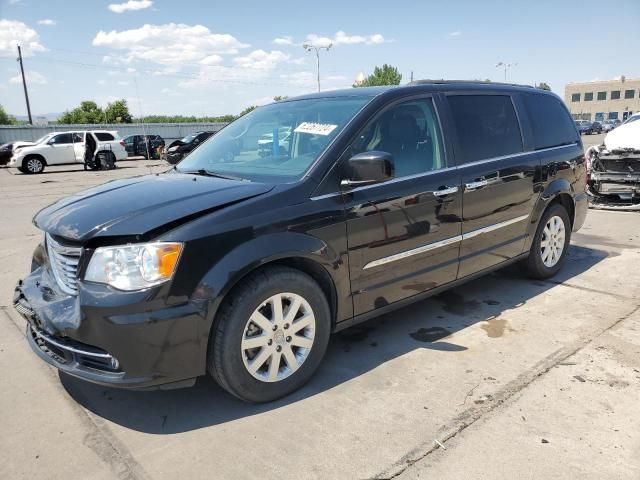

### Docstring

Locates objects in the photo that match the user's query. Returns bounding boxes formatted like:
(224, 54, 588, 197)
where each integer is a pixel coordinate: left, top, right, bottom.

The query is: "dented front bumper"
(13, 251, 203, 390)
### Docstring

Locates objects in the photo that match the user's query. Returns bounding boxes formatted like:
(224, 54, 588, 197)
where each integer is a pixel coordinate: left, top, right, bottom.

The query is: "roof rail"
(408, 79, 535, 89)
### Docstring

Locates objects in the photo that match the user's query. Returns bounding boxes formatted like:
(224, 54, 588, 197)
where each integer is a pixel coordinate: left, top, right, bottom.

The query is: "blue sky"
(1, 0, 639, 118)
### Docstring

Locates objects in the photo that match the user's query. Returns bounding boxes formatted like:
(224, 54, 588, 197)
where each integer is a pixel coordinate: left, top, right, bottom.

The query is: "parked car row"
(1, 129, 220, 173)
(575, 119, 622, 135)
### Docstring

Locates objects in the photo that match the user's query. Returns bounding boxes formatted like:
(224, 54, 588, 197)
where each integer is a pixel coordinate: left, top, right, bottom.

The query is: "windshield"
(623, 116, 640, 125)
(180, 134, 197, 143)
(177, 97, 371, 182)
(34, 134, 55, 144)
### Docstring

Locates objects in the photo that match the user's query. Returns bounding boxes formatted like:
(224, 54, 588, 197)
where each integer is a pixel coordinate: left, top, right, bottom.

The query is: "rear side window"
(447, 95, 523, 164)
(94, 132, 115, 141)
(522, 94, 578, 150)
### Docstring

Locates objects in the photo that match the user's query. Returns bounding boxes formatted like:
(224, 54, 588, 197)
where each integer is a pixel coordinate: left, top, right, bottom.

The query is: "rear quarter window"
(94, 132, 115, 141)
(447, 95, 523, 164)
(522, 94, 578, 149)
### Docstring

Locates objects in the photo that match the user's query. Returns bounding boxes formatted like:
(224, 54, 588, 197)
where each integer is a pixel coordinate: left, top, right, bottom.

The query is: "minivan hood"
(34, 173, 273, 242)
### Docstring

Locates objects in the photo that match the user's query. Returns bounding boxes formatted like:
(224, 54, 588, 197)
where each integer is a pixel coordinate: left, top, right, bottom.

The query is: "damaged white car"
(585, 120, 640, 211)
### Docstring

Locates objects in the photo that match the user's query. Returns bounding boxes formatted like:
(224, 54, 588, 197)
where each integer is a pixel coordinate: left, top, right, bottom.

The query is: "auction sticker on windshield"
(294, 122, 338, 136)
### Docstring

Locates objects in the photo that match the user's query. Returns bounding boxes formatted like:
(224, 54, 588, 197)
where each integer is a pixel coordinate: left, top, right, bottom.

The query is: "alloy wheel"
(241, 292, 316, 382)
(27, 158, 43, 173)
(540, 215, 566, 267)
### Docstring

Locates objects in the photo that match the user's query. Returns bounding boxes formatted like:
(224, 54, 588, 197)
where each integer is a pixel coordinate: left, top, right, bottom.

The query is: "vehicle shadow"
(60, 244, 609, 434)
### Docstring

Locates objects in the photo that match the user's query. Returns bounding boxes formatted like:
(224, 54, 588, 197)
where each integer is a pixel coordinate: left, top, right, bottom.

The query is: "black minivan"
(14, 81, 587, 402)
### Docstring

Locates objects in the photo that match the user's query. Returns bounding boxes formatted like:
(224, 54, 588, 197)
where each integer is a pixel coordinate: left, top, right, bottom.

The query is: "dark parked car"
(0, 142, 13, 166)
(122, 134, 164, 158)
(13, 82, 587, 402)
(590, 121, 602, 134)
(165, 131, 215, 164)
(601, 119, 618, 132)
(575, 120, 594, 135)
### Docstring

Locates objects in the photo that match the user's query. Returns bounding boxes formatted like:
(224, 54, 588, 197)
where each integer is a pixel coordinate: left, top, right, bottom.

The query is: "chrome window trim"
(362, 214, 530, 269)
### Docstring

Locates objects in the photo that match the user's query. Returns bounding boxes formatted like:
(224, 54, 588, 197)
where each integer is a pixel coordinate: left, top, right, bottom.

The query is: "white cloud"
(108, 0, 153, 14)
(37, 19, 57, 26)
(200, 54, 223, 66)
(93, 23, 249, 66)
(161, 87, 183, 97)
(9, 70, 47, 85)
(273, 36, 293, 46)
(117, 80, 129, 86)
(233, 49, 290, 70)
(305, 31, 387, 48)
(279, 71, 316, 89)
(449, 31, 462, 37)
(0, 20, 46, 57)
(126, 67, 136, 73)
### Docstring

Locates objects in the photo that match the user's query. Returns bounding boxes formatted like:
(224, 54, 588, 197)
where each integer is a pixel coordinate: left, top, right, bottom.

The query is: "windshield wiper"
(179, 168, 245, 181)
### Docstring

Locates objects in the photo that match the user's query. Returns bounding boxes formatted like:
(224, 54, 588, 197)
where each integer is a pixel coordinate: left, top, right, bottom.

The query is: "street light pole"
(303, 43, 332, 92)
(16, 45, 33, 125)
(495, 61, 517, 82)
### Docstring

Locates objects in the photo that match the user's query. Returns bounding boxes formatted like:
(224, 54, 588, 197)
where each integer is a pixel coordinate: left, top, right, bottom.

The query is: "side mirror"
(341, 151, 394, 189)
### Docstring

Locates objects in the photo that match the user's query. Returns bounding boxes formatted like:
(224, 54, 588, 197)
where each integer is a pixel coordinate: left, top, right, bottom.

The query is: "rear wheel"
(22, 156, 45, 174)
(208, 266, 331, 403)
(521, 203, 571, 279)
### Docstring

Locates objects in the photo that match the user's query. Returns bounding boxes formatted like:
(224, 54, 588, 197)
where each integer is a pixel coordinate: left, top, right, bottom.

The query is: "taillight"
(119, 140, 125, 147)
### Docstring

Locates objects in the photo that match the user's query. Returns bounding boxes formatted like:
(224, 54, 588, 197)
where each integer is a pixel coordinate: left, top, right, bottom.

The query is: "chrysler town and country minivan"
(14, 81, 587, 402)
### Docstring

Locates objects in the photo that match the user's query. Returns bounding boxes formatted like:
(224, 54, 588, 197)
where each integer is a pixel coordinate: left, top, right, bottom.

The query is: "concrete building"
(564, 76, 640, 122)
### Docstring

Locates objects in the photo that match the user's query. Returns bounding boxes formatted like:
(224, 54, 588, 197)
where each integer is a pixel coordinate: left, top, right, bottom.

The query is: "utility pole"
(302, 43, 332, 92)
(410, 71, 414, 82)
(17, 45, 33, 125)
(495, 62, 517, 83)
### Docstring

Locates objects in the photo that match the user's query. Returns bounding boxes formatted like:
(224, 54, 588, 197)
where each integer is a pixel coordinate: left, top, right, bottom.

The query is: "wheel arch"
(524, 179, 575, 252)
(192, 232, 349, 374)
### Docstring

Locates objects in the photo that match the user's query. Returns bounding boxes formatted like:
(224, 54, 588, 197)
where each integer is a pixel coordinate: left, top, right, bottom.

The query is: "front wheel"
(22, 156, 45, 174)
(208, 266, 331, 403)
(521, 203, 571, 279)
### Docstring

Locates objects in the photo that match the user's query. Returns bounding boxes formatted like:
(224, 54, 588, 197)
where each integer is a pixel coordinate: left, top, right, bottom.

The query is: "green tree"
(0, 104, 16, 125)
(238, 105, 257, 117)
(273, 95, 289, 102)
(354, 64, 402, 87)
(59, 101, 104, 124)
(104, 99, 132, 123)
(536, 82, 551, 91)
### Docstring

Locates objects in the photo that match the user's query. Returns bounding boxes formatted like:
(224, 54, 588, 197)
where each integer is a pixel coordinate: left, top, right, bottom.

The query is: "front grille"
(46, 233, 82, 295)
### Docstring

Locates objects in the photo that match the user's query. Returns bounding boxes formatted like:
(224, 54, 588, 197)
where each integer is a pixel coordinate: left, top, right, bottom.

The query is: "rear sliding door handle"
(465, 179, 488, 191)
(433, 186, 459, 197)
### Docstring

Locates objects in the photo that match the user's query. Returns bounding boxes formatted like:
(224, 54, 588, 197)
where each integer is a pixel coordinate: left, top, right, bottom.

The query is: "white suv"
(9, 130, 127, 174)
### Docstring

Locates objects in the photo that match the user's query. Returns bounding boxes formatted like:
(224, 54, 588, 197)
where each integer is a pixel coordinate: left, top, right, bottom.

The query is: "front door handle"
(465, 179, 488, 191)
(433, 186, 459, 197)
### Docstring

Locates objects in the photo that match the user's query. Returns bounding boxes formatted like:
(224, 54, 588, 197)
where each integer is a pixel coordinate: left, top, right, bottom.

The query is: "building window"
(608, 112, 618, 120)
(571, 93, 580, 102)
(597, 91, 606, 100)
(611, 90, 621, 100)
(624, 89, 636, 99)
(595, 112, 604, 121)
(584, 92, 593, 101)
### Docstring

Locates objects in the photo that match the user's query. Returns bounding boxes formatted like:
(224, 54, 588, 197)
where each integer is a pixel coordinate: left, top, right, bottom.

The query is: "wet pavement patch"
(481, 318, 512, 338)
(436, 291, 481, 316)
(410, 327, 451, 342)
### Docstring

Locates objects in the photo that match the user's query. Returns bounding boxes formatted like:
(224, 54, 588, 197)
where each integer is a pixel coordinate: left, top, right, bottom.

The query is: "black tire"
(208, 266, 331, 403)
(521, 203, 571, 279)
(22, 156, 45, 174)
(17, 166, 27, 174)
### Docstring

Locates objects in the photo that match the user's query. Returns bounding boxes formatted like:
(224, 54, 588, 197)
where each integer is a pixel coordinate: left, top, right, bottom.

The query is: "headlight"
(85, 242, 183, 291)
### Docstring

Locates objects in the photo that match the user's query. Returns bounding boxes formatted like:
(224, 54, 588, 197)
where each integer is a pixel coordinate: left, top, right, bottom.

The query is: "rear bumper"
(14, 264, 205, 390)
